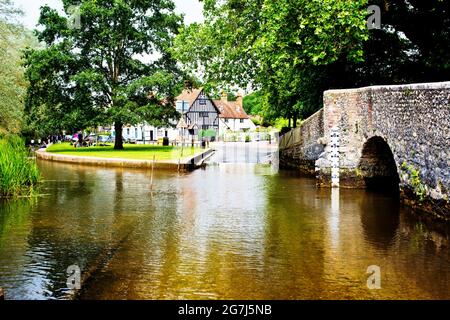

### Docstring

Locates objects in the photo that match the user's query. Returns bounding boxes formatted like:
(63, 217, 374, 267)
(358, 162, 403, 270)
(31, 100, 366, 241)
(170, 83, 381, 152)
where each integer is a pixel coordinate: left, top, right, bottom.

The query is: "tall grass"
(0, 135, 40, 198)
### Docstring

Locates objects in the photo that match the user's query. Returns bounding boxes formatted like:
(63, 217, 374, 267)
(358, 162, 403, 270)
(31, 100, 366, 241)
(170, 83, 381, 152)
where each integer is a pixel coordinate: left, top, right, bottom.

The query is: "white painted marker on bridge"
(330, 127, 340, 188)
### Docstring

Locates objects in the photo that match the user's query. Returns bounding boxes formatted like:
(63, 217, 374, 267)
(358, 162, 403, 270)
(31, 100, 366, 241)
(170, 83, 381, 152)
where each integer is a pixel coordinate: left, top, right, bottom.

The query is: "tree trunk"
(288, 117, 291, 128)
(114, 122, 124, 150)
(293, 114, 298, 128)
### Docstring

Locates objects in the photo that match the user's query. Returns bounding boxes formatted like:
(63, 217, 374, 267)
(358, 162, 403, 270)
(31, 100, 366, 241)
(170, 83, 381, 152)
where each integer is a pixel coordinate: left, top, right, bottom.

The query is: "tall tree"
(175, 0, 449, 123)
(25, 0, 183, 149)
(0, 0, 36, 134)
(174, 0, 369, 121)
(348, 0, 450, 86)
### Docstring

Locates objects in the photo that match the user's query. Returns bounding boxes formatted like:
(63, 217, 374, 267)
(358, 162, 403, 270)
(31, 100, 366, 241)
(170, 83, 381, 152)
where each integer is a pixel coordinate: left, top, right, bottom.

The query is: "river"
(0, 142, 449, 300)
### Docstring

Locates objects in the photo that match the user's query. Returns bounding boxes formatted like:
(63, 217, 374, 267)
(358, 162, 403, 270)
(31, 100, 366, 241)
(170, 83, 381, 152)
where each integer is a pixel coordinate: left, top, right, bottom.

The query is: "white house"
(214, 93, 256, 135)
(174, 89, 256, 139)
(111, 124, 178, 143)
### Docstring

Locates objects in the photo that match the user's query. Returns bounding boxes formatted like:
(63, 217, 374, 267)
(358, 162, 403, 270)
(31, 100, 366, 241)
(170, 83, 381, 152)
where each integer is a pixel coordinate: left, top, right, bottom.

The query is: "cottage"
(176, 89, 256, 139)
(176, 89, 221, 139)
(214, 93, 256, 135)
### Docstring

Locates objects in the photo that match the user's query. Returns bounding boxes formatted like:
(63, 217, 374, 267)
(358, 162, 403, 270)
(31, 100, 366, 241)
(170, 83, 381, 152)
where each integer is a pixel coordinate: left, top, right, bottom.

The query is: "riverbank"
(36, 146, 215, 171)
(0, 135, 40, 198)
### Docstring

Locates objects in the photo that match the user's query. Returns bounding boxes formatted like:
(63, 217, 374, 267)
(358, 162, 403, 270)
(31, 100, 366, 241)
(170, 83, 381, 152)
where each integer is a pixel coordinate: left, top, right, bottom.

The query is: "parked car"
(98, 135, 112, 143)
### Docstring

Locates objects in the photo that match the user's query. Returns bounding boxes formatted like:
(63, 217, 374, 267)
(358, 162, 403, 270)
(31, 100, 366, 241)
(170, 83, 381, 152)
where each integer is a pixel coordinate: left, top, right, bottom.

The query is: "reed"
(0, 135, 40, 198)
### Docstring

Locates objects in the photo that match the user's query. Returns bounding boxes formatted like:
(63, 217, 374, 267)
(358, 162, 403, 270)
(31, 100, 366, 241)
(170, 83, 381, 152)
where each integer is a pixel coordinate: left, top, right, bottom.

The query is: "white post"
(330, 127, 340, 188)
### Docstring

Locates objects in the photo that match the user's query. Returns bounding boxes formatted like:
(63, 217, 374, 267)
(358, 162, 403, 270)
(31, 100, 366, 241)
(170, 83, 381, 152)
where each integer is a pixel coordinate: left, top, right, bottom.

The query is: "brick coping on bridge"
(36, 148, 215, 172)
(326, 81, 450, 94)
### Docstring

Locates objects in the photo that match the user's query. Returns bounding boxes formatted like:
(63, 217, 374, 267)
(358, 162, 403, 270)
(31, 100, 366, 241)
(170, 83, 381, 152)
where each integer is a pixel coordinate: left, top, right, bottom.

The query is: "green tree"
(174, 0, 369, 122)
(0, 0, 36, 134)
(348, 0, 450, 86)
(243, 91, 263, 116)
(176, 0, 449, 124)
(25, 0, 184, 149)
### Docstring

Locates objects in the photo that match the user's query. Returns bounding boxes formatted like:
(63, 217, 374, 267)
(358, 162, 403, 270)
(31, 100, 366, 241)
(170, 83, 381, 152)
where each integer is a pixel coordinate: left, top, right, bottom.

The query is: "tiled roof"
(175, 89, 202, 107)
(214, 100, 249, 120)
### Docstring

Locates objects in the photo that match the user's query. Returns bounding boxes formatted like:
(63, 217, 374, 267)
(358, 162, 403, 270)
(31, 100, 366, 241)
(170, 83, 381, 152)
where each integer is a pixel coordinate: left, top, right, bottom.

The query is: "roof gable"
(176, 88, 222, 114)
(214, 100, 250, 119)
(175, 89, 202, 107)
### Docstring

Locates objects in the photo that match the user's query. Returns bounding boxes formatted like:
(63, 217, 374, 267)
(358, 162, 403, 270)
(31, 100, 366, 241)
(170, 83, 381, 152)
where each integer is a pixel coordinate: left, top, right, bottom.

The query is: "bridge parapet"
(279, 109, 324, 174)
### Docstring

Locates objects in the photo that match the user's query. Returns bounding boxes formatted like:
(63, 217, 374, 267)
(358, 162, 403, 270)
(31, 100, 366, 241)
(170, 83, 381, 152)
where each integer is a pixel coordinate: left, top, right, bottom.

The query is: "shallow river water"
(0, 145, 449, 300)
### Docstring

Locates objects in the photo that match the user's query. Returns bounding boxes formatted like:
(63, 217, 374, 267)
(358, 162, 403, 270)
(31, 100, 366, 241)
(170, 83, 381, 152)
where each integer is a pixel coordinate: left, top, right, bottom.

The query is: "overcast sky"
(12, 0, 204, 29)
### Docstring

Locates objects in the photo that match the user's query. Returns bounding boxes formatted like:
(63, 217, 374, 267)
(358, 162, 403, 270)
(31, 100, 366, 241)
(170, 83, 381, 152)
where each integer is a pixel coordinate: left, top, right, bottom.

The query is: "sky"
(12, 0, 204, 29)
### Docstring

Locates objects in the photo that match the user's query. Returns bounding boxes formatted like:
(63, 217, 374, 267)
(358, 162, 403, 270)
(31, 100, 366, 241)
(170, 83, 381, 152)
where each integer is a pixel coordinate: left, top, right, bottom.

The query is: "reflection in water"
(329, 188, 340, 249)
(0, 160, 449, 300)
(359, 192, 400, 250)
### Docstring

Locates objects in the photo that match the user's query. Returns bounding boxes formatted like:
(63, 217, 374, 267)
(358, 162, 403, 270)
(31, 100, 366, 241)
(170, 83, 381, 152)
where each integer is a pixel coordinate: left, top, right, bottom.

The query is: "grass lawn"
(47, 143, 203, 161)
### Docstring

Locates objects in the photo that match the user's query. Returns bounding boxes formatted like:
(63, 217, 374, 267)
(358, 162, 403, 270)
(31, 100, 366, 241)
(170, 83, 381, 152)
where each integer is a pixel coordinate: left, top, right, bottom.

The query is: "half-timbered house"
(176, 89, 221, 138)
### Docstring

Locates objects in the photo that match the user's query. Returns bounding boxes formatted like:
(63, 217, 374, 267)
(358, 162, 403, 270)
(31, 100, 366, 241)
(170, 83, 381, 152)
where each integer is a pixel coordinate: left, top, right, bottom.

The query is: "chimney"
(236, 93, 243, 108)
(221, 90, 228, 102)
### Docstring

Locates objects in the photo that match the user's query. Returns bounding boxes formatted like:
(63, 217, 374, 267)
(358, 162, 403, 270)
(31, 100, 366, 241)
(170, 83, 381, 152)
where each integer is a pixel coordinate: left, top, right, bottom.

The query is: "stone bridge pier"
(280, 82, 450, 220)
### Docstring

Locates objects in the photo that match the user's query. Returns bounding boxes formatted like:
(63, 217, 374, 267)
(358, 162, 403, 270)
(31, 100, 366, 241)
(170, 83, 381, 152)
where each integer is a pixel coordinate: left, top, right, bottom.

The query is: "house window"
(240, 119, 244, 123)
(176, 101, 183, 113)
(135, 128, 138, 138)
(177, 101, 190, 113)
(183, 101, 190, 112)
(127, 128, 130, 136)
(202, 125, 209, 130)
(199, 99, 207, 105)
(200, 112, 209, 118)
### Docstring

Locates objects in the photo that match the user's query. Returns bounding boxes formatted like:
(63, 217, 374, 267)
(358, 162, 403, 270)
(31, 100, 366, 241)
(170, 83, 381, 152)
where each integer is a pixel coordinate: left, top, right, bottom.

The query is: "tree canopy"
(174, 0, 369, 122)
(25, 0, 184, 149)
(174, 0, 450, 123)
(0, 0, 36, 134)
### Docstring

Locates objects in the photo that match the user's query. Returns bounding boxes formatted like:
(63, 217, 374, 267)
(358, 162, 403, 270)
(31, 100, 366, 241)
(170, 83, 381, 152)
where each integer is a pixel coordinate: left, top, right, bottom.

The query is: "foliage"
(24, 0, 185, 149)
(0, 0, 37, 134)
(347, 0, 450, 86)
(198, 128, 216, 139)
(175, 0, 450, 123)
(174, 0, 369, 120)
(0, 134, 40, 198)
(243, 91, 264, 116)
(401, 162, 427, 202)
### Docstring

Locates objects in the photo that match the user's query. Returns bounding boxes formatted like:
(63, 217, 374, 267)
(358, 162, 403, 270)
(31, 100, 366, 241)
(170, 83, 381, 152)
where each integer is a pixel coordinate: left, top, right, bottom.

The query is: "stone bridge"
(279, 82, 450, 219)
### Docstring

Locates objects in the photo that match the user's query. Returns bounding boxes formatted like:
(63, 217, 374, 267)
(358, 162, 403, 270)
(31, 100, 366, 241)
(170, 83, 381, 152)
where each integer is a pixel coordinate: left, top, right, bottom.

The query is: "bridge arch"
(357, 136, 400, 194)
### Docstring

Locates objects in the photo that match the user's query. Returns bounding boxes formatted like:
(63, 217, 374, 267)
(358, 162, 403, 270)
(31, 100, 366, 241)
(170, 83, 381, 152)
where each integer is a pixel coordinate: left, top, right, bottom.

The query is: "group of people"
(30, 134, 74, 149)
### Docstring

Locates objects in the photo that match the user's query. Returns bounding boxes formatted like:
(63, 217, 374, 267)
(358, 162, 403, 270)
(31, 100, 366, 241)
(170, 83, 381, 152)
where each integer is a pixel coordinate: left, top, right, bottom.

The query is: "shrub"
(0, 135, 40, 198)
(198, 129, 217, 140)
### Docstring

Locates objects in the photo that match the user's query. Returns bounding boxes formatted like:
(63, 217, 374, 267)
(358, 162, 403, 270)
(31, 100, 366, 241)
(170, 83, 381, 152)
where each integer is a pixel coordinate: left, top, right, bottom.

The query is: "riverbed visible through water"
(0, 142, 449, 299)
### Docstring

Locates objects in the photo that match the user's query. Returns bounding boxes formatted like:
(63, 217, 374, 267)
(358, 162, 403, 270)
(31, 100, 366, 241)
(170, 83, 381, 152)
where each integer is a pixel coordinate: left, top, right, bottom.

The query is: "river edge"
(35, 148, 215, 172)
